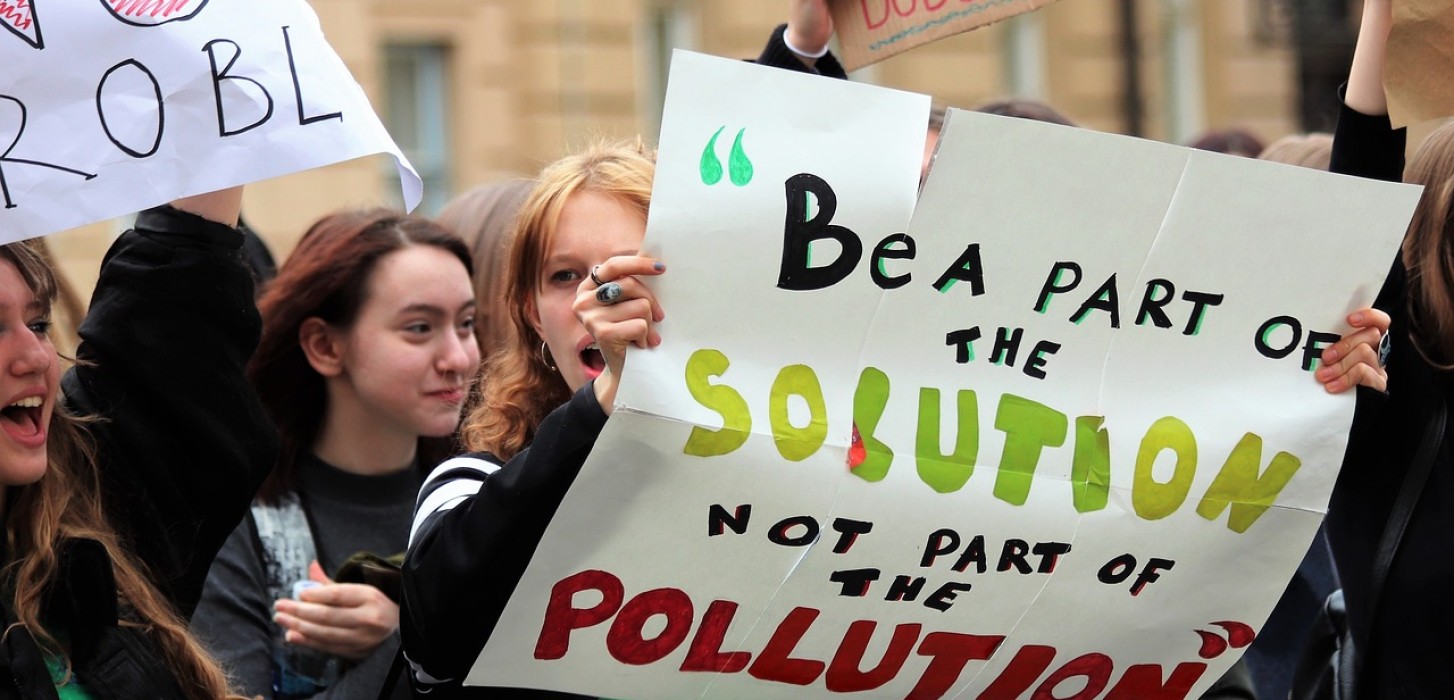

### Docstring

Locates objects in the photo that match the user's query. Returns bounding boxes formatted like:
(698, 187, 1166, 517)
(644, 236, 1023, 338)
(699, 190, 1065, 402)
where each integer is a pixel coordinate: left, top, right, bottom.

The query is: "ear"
(299, 317, 346, 377)
(525, 293, 545, 341)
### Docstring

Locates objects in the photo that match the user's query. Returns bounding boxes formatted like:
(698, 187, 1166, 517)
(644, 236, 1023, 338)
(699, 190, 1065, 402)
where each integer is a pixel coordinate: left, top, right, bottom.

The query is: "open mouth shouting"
(580, 341, 607, 380)
(0, 393, 46, 449)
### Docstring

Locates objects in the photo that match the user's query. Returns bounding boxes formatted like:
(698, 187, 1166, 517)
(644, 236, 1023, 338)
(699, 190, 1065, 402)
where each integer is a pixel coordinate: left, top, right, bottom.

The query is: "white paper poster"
(470, 51, 1421, 699)
(0, 0, 419, 241)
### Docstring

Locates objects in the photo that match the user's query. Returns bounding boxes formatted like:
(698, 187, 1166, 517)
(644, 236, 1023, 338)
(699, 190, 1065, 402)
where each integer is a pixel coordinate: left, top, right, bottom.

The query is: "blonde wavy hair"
(459, 139, 656, 459)
(0, 241, 232, 699)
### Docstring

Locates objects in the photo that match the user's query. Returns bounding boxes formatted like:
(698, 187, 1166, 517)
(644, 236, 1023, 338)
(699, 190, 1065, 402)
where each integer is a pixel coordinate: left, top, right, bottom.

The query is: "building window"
(384, 43, 452, 214)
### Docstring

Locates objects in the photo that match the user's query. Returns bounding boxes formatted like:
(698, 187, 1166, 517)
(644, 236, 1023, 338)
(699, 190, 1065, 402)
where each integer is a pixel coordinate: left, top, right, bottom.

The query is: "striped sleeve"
(410, 455, 502, 545)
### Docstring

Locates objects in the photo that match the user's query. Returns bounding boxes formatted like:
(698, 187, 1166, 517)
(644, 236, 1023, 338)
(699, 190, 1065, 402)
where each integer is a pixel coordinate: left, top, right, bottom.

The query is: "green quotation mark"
(700, 126, 754, 186)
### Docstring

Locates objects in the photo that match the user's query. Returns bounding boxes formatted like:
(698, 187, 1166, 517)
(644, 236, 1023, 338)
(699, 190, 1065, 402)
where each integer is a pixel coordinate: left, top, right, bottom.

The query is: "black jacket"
(0, 206, 277, 700)
(402, 387, 605, 699)
(1325, 97, 1454, 699)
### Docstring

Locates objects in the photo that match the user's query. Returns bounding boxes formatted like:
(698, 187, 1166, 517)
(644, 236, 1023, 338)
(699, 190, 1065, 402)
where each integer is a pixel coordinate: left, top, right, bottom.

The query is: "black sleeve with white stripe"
(400, 384, 608, 693)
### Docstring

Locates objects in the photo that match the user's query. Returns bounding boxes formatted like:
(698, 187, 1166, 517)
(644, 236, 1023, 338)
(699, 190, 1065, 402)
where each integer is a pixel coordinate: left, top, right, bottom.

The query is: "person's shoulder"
(410, 452, 504, 544)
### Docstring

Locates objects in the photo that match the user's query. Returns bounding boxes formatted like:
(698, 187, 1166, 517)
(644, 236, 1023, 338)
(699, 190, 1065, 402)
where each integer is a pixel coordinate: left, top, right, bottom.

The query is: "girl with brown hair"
(191, 210, 480, 699)
(0, 187, 277, 699)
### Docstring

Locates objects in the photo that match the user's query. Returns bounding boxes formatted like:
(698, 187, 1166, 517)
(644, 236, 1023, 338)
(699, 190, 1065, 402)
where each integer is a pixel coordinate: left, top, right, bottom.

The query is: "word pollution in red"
(533, 569, 1226, 700)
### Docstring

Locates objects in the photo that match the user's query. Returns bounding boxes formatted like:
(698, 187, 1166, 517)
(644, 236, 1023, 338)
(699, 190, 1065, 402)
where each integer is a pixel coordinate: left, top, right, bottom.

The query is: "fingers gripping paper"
(0, 0, 419, 242)
(468, 51, 1420, 699)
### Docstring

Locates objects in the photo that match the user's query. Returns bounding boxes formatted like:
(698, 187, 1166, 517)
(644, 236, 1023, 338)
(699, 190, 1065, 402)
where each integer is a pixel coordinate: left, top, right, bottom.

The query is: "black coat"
(1325, 97, 1454, 699)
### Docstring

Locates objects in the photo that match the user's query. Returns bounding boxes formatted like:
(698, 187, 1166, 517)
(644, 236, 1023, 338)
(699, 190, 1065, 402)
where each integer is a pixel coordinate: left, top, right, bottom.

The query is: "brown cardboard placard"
(1387, 0, 1454, 127)
(829, 0, 1062, 72)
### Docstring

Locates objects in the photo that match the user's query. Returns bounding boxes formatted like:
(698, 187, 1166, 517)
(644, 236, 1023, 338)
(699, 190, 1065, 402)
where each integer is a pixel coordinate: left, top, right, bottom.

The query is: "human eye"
(404, 321, 432, 336)
(27, 318, 51, 336)
(549, 268, 582, 286)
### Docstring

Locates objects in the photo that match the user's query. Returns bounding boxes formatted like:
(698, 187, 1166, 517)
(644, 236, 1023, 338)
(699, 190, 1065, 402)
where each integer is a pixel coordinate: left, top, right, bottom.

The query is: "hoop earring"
(540, 341, 557, 372)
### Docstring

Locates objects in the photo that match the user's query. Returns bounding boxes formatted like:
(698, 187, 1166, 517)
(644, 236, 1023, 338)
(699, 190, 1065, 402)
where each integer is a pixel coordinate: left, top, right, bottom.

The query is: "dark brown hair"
(249, 211, 473, 502)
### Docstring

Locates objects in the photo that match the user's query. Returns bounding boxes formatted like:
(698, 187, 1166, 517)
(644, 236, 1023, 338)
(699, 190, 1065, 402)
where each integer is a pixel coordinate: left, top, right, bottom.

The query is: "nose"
(436, 328, 480, 379)
(9, 330, 50, 378)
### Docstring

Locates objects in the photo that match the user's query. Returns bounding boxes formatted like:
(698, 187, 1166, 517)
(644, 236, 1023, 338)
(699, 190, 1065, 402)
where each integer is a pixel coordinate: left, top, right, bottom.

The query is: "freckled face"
(0, 259, 57, 486)
(530, 191, 646, 392)
(331, 246, 481, 442)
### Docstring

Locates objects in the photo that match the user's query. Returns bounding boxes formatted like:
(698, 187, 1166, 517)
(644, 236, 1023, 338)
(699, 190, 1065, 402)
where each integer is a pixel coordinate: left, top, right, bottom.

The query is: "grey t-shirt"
(191, 453, 421, 700)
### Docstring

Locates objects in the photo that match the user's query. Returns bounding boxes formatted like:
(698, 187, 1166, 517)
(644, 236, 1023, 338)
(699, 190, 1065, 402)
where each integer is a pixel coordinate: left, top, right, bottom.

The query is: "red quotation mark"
(1195, 621, 1256, 659)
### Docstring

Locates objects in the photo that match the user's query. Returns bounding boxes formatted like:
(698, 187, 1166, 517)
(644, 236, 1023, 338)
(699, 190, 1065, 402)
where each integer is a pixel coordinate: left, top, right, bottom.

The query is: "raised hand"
(574, 256, 665, 412)
(786, 0, 834, 58)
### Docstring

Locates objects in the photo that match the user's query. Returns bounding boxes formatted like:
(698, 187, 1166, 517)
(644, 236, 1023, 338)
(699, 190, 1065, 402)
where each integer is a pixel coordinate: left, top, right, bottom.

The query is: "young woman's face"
(0, 259, 57, 486)
(332, 245, 480, 443)
(531, 190, 646, 392)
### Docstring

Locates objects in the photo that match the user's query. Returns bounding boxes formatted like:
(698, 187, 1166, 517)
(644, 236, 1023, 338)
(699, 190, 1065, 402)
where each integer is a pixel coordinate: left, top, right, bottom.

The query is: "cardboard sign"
(1387, 0, 1454, 127)
(0, 0, 419, 242)
(468, 51, 1421, 699)
(828, 0, 1062, 72)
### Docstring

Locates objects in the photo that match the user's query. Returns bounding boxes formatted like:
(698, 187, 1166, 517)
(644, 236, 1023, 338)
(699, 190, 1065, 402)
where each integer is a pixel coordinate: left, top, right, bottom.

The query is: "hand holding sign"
(1315, 308, 1391, 394)
(786, 0, 834, 57)
(577, 254, 666, 412)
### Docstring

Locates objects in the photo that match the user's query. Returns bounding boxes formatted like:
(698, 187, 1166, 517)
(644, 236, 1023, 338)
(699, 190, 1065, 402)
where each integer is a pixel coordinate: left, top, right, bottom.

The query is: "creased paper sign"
(468, 51, 1421, 699)
(828, 0, 1061, 72)
(1387, 0, 1454, 127)
(0, 0, 419, 242)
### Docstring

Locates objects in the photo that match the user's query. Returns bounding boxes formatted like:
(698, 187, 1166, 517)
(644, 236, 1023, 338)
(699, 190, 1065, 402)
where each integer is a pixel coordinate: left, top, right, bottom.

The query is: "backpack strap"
(1353, 395, 1446, 688)
(249, 492, 319, 604)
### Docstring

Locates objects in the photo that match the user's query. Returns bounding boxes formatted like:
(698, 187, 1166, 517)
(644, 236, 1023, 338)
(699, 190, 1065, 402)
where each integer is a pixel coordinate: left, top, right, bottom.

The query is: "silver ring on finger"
(595, 282, 624, 305)
(590, 265, 605, 287)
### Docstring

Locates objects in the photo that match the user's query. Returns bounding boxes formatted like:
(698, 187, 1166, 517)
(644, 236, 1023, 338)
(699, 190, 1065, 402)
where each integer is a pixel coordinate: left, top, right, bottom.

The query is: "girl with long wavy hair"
(0, 187, 276, 699)
(399, 139, 661, 699)
(191, 210, 480, 699)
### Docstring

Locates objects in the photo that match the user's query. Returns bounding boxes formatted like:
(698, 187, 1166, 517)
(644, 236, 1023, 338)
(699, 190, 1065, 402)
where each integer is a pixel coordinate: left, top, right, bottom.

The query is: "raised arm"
(170, 186, 243, 227)
(757, 0, 848, 78)
(401, 387, 608, 691)
(1345, 0, 1391, 117)
(63, 187, 278, 618)
(786, 0, 834, 68)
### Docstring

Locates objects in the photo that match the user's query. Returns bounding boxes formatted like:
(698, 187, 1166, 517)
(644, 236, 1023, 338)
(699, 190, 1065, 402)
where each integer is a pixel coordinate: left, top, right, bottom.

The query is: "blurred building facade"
(50, 0, 1337, 299)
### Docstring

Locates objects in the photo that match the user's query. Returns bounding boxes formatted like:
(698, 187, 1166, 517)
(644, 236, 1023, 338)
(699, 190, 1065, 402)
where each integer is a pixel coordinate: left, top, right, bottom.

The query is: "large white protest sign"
(469, 52, 1421, 699)
(0, 0, 419, 241)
